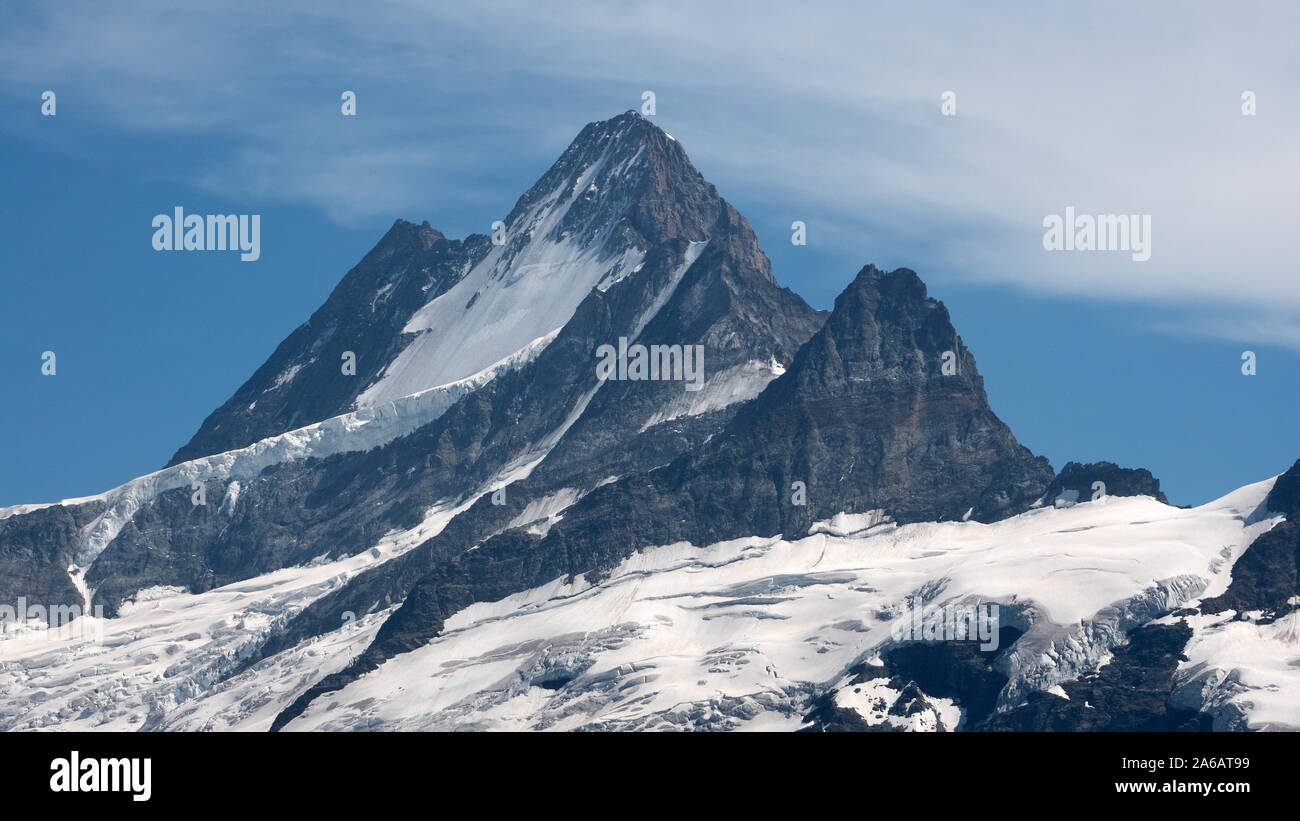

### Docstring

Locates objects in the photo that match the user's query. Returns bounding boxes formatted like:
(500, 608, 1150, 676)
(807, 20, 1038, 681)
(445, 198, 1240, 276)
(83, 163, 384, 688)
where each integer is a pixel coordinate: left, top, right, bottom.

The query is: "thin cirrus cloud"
(2, 1, 1297, 336)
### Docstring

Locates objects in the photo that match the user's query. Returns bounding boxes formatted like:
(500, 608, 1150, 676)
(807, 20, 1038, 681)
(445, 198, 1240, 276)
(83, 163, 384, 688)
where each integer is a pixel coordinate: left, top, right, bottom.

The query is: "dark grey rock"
(1042, 460, 1168, 506)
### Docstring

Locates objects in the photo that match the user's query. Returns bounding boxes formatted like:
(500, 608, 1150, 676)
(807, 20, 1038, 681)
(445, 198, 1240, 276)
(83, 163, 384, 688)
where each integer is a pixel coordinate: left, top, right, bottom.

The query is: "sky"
(1, 1, 1298, 508)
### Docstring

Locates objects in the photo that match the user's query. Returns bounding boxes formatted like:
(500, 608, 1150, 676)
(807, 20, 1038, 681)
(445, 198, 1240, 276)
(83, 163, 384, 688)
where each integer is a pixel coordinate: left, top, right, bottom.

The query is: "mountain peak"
(845, 263, 926, 299)
(499, 110, 712, 247)
(384, 218, 445, 252)
(167, 110, 739, 456)
(576, 109, 669, 147)
(757, 263, 981, 409)
(348, 111, 726, 407)
(726, 262, 1050, 524)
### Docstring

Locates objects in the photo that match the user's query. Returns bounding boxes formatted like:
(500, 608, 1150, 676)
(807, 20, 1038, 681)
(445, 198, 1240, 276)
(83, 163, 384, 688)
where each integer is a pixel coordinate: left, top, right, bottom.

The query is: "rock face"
(804, 620, 1205, 732)
(719, 264, 1054, 528)
(982, 622, 1202, 731)
(0, 502, 104, 607)
(803, 627, 1024, 732)
(1042, 460, 1168, 506)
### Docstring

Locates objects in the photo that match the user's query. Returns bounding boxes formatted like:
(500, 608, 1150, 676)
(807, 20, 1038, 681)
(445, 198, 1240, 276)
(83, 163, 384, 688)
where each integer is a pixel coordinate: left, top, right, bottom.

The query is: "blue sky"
(2, 1, 1298, 507)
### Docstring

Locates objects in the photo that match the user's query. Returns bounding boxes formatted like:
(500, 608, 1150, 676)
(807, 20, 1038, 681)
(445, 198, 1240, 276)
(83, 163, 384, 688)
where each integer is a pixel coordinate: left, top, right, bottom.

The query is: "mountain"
(0, 111, 823, 620)
(262, 260, 1055, 727)
(1, 111, 1296, 733)
(168, 112, 741, 465)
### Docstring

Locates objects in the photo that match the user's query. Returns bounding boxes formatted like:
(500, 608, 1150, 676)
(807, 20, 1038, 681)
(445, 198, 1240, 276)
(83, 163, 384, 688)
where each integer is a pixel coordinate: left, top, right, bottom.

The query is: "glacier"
(3, 475, 1284, 731)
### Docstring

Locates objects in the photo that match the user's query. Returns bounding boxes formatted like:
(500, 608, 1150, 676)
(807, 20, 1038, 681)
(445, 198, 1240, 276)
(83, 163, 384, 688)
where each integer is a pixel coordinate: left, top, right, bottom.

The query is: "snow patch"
(638, 357, 782, 431)
(507, 488, 585, 537)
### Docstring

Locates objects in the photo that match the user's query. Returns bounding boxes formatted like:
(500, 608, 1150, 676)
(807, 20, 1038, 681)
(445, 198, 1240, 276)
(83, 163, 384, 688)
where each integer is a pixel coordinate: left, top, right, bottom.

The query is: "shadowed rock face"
(534, 263, 1053, 561)
(800, 620, 1205, 732)
(801, 627, 1025, 732)
(0, 502, 105, 608)
(1042, 461, 1169, 506)
(717, 264, 1054, 529)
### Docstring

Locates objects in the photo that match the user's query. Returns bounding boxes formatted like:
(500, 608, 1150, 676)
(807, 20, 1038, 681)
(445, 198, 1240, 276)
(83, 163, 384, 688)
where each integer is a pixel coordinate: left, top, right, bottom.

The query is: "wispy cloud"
(1151, 310, 1300, 353)
(2, 0, 1297, 327)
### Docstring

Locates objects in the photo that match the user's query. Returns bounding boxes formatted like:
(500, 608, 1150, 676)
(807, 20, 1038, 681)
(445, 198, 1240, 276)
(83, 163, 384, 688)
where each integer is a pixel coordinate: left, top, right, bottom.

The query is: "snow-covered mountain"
(1, 111, 1297, 732)
(167, 112, 748, 464)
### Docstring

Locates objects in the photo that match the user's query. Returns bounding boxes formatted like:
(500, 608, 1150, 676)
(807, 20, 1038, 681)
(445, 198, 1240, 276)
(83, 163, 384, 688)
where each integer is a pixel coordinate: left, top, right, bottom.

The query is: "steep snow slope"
(355, 113, 688, 407)
(638, 358, 786, 432)
(355, 174, 645, 407)
(274, 481, 1277, 731)
(1171, 609, 1300, 730)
